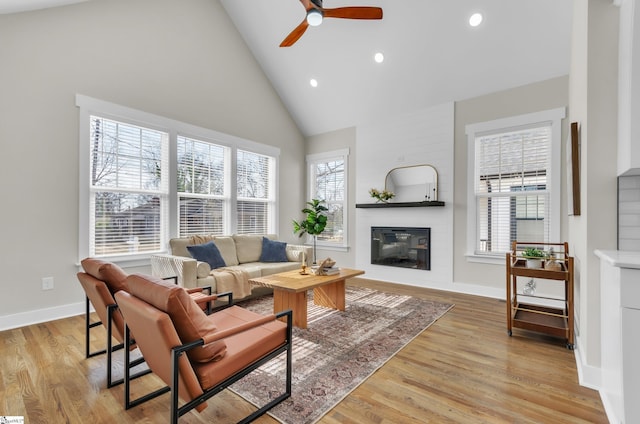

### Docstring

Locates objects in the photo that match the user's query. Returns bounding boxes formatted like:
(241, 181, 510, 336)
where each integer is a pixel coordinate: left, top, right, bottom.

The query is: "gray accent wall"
(453, 76, 570, 295)
(0, 0, 305, 328)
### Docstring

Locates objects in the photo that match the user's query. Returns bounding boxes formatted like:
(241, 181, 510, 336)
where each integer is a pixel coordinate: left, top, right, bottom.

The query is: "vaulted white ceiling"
(1, 0, 573, 137)
(220, 0, 573, 136)
(0, 0, 89, 14)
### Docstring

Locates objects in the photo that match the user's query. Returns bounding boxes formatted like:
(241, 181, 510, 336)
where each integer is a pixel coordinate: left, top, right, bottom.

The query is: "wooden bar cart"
(506, 241, 574, 349)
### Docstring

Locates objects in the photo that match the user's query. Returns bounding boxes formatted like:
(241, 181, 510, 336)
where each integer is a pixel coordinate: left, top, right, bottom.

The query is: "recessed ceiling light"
(469, 12, 483, 27)
(310, 78, 318, 88)
(374, 52, 384, 63)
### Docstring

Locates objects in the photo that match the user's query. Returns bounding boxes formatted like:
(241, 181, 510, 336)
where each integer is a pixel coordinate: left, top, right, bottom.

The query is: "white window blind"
(236, 149, 274, 234)
(313, 159, 345, 244)
(177, 136, 228, 237)
(89, 116, 168, 256)
(307, 149, 349, 248)
(475, 126, 551, 254)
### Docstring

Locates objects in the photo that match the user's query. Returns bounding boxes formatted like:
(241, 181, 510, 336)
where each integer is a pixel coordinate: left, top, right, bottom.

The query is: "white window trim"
(235, 149, 278, 234)
(306, 148, 349, 251)
(77, 94, 279, 265)
(465, 107, 566, 264)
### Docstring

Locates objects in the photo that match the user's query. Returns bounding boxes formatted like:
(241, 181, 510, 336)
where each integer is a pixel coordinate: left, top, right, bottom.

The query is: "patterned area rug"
(230, 285, 453, 424)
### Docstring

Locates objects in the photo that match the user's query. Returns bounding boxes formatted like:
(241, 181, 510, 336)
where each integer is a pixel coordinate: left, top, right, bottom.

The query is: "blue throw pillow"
(186, 241, 226, 269)
(259, 237, 288, 262)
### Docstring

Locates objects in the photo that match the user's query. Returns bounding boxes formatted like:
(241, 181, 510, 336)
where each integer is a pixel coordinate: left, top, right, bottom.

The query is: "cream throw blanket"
(210, 267, 252, 299)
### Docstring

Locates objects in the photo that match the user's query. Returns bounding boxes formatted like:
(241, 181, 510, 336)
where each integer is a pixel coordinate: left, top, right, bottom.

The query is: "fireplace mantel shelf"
(356, 200, 445, 208)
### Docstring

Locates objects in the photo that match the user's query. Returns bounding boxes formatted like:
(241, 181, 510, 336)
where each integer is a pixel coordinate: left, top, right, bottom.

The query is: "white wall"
(568, 0, 619, 389)
(309, 78, 571, 297)
(355, 103, 454, 289)
(618, 0, 640, 176)
(0, 0, 305, 330)
(619, 175, 640, 250)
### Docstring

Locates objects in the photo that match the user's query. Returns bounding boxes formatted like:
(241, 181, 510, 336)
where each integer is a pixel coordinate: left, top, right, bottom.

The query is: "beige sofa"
(150, 234, 311, 301)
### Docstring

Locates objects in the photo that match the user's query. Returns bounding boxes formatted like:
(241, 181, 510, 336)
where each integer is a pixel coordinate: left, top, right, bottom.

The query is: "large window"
(466, 108, 564, 262)
(236, 150, 275, 234)
(78, 95, 278, 262)
(177, 136, 228, 237)
(307, 149, 349, 248)
(88, 116, 169, 256)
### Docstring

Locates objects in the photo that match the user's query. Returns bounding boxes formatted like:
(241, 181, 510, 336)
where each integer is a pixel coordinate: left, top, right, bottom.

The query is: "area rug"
(230, 285, 453, 424)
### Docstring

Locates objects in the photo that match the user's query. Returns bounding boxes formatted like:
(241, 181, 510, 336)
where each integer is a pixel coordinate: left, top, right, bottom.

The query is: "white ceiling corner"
(0, 0, 90, 14)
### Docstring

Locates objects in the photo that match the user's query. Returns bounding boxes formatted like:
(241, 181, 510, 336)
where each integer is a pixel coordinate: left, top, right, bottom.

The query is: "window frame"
(306, 148, 349, 251)
(235, 149, 277, 234)
(465, 107, 565, 264)
(87, 115, 170, 258)
(176, 135, 230, 237)
(77, 94, 279, 266)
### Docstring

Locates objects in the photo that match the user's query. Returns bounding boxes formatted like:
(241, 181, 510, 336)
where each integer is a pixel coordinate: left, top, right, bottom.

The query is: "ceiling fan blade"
(280, 19, 310, 47)
(299, 0, 313, 10)
(323, 6, 383, 20)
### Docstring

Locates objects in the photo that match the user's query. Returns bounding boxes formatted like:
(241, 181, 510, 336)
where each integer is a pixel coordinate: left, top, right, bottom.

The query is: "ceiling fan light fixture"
(307, 9, 323, 26)
(280, 1, 382, 47)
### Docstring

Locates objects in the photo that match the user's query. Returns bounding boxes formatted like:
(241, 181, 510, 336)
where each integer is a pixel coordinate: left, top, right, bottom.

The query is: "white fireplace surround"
(355, 102, 454, 290)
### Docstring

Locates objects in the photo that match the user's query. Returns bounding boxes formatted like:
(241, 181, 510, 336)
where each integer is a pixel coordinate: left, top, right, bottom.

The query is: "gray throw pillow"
(259, 237, 288, 262)
(187, 241, 226, 269)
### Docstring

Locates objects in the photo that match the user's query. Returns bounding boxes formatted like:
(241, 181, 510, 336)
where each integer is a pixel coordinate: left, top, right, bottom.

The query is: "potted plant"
(369, 188, 395, 203)
(522, 247, 545, 269)
(292, 199, 328, 265)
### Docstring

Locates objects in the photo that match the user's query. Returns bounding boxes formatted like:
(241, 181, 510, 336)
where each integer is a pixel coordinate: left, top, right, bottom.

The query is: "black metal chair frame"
(83, 276, 216, 388)
(84, 297, 151, 387)
(123, 309, 293, 424)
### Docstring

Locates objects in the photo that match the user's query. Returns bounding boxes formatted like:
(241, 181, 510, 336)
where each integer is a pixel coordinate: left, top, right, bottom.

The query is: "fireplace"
(371, 227, 430, 270)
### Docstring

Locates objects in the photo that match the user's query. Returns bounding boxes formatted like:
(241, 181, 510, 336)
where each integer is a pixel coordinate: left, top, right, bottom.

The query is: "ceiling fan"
(280, 0, 383, 47)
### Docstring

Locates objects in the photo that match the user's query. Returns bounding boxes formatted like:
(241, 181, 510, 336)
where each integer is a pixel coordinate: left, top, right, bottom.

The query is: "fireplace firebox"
(371, 227, 430, 270)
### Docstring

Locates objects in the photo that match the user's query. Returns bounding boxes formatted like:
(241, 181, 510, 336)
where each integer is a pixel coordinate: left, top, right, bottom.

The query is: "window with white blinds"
(466, 108, 564, 261)
(475, 126, 550, 254)
(78, 95, 280, 262)
(307, 149, 349, 247)
(89, 116, 169, 256)
(177, 136, 228, 237)
(236, 150, 275, 234)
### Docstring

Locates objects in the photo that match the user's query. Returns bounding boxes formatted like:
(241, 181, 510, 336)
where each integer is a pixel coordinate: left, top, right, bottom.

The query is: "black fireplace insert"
(371, 226, 430, 270)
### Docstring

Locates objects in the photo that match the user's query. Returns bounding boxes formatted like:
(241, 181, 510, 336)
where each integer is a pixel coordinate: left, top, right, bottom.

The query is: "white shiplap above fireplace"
(355, 102, 454, 289)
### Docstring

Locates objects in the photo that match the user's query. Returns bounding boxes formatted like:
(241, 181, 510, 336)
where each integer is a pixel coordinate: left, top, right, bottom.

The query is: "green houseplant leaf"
(293, 199, 328, 264)
(522, 247, 545, 258)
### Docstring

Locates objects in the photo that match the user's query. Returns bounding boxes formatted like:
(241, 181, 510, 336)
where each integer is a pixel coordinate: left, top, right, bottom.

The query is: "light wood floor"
(0, 278, 607, 423)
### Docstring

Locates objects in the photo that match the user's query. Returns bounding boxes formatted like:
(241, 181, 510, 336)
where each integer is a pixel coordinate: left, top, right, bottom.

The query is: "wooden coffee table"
(248, 268, 365, 329)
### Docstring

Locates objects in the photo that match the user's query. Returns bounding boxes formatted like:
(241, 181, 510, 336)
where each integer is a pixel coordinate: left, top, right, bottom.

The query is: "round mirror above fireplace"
(384, 164, 438, 202)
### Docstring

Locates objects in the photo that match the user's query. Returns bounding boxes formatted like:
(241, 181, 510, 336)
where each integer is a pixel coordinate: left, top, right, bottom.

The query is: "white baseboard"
(599, 391, 622, 424)
(572, 337, 617, 423)
(450, 280, 504, 299)
(454, 280, 611, 422)
(573, 341, 601, 390)
(0, 301, 85, 331)
(2, 280, 501, 331)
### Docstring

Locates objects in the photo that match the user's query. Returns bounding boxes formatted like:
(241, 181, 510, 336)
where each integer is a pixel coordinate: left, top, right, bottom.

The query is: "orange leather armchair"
(115, 273, 292, 423)
(77, 258, 223, 387)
